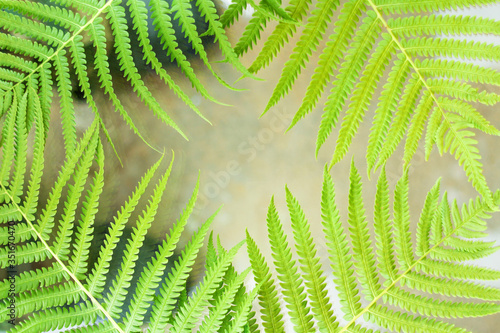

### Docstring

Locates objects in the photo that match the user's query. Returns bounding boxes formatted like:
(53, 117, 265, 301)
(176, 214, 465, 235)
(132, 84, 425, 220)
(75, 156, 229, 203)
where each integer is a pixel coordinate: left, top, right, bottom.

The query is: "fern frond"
(6, 301, 98, 333)
(0, 114, 254, 331)
(107, 1, 187, 138)
(10, 89, 29, 205)
(198, 266, 251, 333)
(85, 153, 165, 298)
(51, 129, 99, 260)
(0, 8, 68, 47)
(373, 168, 396, 284)
(36, 120, 100, 242)
(67, 143, 104, 279)
(373, 76, 423, 171)
(196, 0, 257, 80)
(438, 97, 500, 135)
(172, 0, 238, 89)
(102, 154, 174, 319)
(403, 37, 500, 61)
(428, 79, 500, 105)
(294, 0, 367, 131)
(37, 62, 52, 138)
(121, 174, 199, 332)
(248, 1, 500, 200)
(417, 58, 500, 86)
(198, 235, 258, 333)
(0, 0, 85, 32)
(127, 0, 209, 122)
(248, 162, 500, 332)
(347, 161, 381, 300)
(1, 0, 264, 151)
(0, 87, 18, 185)
(223, 282, 260, 333)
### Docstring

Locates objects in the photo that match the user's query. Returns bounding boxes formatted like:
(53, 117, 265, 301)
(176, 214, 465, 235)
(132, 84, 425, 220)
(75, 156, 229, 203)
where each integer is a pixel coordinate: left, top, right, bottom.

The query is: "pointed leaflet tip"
(259, 108, 270, 119)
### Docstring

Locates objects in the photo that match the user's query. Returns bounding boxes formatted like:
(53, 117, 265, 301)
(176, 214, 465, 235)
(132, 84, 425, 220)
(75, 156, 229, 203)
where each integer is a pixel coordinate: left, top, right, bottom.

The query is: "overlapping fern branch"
(247, 162, 500, 333)
(0, 0, 262, 152)
(238, 0, 500, 203)
(0, 95, 255, 332)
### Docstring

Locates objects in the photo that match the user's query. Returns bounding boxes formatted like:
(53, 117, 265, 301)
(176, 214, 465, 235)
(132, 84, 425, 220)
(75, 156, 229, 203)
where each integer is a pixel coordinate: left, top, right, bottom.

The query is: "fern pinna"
(247, 163, 500, 333)
(235, 0, 500, 203)
(0, 100, 255, 332)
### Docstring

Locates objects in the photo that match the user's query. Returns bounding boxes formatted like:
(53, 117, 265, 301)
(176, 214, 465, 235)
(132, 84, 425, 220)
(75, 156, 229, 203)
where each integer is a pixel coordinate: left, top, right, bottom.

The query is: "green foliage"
(0, 110, 254, 331)
(1, 0, 500, 332)
(0, 0, 263, 331)
(0, 0, 256, 150)
(242, 0, 500, 203)
(248, 163, 500, 332)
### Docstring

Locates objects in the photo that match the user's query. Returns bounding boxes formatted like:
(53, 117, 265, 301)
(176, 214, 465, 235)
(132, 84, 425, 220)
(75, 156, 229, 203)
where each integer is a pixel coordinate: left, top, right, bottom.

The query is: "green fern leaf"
(438, 120, 492, 204)
(0, 0, 266, 151)
(102, 154, 175, 319)
(347, 161, 381, 300)
(198, 266, 252, 333)
(248, 0, 500, 201)
(402, 90, 434, 165)
(374, 75, 423, 171)
(316, 8, 378, 159)
(52, 130, 99, 261)
(248, 162, 500, 332)
(196, 0, 258, 80)
(373, 168, 395, 282)
(107, 1, 187, 138)
(68, 144, 105, 279)
(0, 112, 254, 332)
